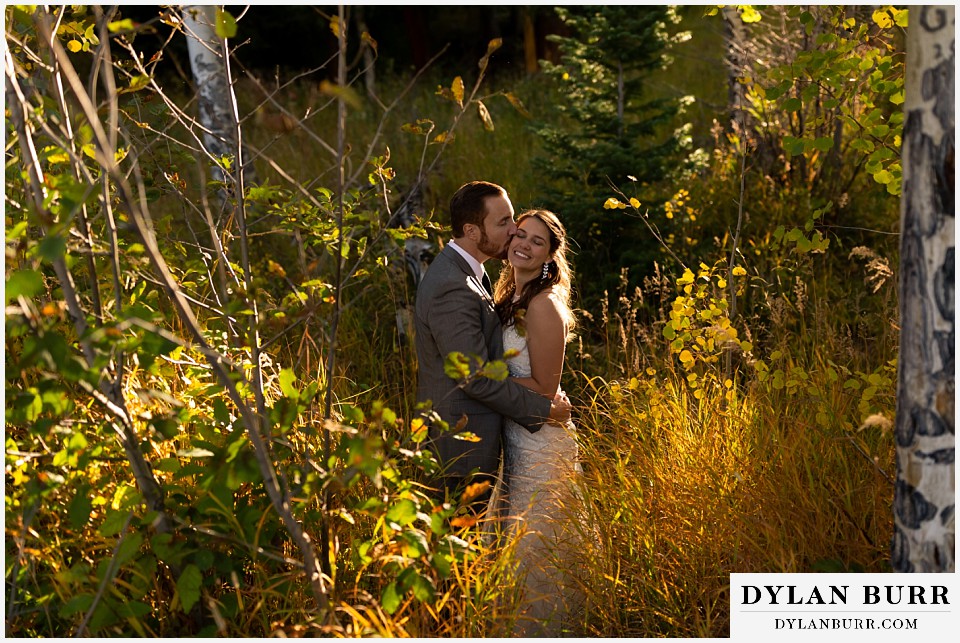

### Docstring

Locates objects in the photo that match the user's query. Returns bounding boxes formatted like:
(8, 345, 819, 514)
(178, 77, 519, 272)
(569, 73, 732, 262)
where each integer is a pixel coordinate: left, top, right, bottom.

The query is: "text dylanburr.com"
(731, 573, 958, 640)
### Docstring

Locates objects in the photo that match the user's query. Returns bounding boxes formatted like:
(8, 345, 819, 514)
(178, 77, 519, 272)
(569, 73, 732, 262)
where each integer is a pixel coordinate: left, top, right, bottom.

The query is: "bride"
(493, 209, 582, 636)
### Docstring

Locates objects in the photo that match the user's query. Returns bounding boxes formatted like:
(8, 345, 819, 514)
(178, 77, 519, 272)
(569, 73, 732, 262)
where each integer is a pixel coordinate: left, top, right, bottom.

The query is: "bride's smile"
(508, 217, 553, 278)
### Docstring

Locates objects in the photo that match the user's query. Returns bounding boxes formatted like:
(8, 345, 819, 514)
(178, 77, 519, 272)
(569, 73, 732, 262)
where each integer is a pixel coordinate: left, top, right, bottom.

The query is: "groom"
(414, 180, 571, 510)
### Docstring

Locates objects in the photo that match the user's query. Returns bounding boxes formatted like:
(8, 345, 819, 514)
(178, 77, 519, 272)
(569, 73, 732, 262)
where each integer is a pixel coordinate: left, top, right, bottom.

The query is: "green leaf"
(99, 509, 129, 537)
(115, 532, 144, 566)
(68, 488, 93, 529)
(127, 75, 151, 92)
(5, 269, 44, 305)
(873, 170, 894, 184)
(60, 593, 94, 617)
(381, 581, 401, 614)
(215, 9, 237, 39)
(813, 137, 834, 152)
(782, 136, 806, 156)
(177, 564, 203, 613)
(114, 601, 151, 619)
(443, 352, 471, 381)
(176, 447, 214, 458)
(432, 552, 452, 578)
(38, 234, 67, 262)
(386, 498, 418, 527)
(410, 572, 436, 603)
(782, 97, 802, 112)
(340, 404, 364, 425)
(149, 416, 179, 440)
(278, 368, 297, 399)
(662, 323, 676, 341)
(477, 360, 508, 381)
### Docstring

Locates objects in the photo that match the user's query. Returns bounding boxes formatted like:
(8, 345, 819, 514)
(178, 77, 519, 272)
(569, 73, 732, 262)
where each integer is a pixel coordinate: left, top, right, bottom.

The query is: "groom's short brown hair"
(449, 181, 507, 238)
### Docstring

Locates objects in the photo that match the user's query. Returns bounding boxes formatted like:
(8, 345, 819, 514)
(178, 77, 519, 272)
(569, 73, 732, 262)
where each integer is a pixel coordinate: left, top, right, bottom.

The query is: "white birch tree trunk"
(182, 5, 237, 187)
(892, 5, 955, 573)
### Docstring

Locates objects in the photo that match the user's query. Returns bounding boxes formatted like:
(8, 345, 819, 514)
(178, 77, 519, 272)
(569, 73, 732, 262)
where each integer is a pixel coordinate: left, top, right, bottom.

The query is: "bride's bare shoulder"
(528, 287, 574, 333)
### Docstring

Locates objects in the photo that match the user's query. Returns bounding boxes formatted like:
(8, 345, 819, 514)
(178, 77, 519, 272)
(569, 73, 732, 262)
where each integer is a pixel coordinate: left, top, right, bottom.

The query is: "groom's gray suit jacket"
(414, 243, 552, 478)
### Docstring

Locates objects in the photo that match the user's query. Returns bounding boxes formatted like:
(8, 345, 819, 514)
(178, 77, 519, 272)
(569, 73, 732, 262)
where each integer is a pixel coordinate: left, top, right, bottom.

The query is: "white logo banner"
(731, 573, 958, 641)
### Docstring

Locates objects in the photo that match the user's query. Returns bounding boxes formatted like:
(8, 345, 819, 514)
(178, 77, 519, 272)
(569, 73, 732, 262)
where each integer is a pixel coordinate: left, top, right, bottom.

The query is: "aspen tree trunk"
(182, 6, 235, 185)
(721, 5, 749, 127)
(892, 5, 955, 573)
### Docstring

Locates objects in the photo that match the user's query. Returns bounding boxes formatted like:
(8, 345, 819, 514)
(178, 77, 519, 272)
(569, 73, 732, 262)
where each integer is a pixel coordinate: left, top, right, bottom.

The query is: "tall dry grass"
(551, 262, 897, 638)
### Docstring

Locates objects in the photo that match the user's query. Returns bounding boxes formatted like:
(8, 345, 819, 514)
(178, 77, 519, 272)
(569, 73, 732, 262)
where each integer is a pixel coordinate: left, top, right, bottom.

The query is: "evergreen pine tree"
(533, 6, 688, 304)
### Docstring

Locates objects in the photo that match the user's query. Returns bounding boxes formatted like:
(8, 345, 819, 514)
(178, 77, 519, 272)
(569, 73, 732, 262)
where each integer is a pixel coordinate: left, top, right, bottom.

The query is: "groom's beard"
(478, 228, 509, 260)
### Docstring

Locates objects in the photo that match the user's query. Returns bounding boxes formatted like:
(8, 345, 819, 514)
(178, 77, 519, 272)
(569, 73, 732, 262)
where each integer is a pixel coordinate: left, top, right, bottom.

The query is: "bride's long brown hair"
(494, 209, 575, 335)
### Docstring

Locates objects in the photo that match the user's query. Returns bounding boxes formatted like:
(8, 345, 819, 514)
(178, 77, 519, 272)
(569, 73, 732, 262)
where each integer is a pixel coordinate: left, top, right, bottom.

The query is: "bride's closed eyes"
(515, 229, 547, 246)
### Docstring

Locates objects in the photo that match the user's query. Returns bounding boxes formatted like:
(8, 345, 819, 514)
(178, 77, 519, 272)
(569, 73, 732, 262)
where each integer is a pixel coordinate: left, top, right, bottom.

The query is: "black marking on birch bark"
(894, 479, 939, 529)
(913, 406, 950, 439)
(916, 447, 955, 464)
(891, 525, 914, 573)
(919, 6, 951, 33)
(935, 248, 954, 321)
(941, 503, 955, 527)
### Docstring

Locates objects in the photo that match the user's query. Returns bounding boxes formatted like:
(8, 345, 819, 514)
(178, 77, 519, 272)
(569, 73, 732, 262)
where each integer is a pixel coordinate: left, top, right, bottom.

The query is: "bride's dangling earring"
(541, 261, 551, 280)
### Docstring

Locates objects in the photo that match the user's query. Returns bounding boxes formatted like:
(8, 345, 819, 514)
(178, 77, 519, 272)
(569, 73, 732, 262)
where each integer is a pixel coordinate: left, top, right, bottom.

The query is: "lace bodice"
(503, 323, 531, 378)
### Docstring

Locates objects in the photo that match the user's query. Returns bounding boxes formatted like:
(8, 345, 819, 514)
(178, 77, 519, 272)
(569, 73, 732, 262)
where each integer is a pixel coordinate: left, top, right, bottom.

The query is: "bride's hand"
(548, 390, 572, 425)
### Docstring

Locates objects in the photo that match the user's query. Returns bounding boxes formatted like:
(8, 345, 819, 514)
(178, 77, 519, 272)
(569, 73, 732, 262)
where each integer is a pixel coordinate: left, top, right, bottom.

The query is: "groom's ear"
(463, 223, 479, 242)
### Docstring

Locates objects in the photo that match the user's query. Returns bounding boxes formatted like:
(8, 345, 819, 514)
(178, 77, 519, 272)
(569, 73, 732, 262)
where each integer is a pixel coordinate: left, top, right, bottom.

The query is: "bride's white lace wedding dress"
(501, 323, 583, 637)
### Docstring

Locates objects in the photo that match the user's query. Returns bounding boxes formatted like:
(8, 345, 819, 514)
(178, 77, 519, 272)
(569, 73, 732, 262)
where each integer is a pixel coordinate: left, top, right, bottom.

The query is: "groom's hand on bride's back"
(547, 390, 572, 426)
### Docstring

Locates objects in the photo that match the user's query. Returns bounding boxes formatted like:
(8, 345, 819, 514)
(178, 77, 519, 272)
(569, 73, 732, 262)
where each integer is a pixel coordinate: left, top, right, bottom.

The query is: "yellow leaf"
(267, 260, 286, 278)
(503, 92, 531, 118)
(740, 6, 762, 23)
(460, 480, 491, 503)
(361, 31, 378, 53)
(872, 8, 893, 29)
(603, 197, 625, 210)
(629, 197, 641, 208)
(477, 100, 494, 132)
(215, 9, 237, 39)
(108, 19, 136, 33)
(679, 350, 694, 364)
(451, 76, 464, 106)
(450, 515, 477, 528)
(319, 80, 362, 110)
(67, 40, 82, 53)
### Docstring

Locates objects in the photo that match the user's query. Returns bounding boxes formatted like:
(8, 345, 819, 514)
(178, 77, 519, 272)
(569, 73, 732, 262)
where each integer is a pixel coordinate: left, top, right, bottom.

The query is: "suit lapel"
(441, 244, 494, 303)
